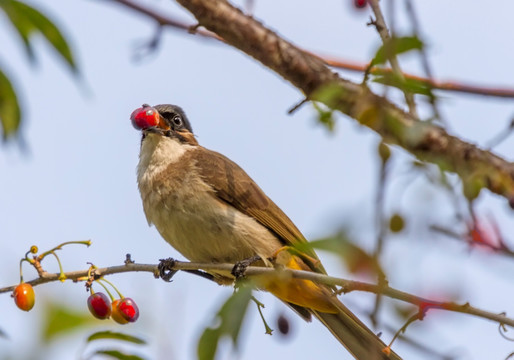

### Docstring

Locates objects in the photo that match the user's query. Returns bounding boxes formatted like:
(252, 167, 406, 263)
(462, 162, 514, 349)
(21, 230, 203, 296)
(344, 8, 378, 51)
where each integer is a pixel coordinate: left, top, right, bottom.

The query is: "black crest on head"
(153, 104, 193, 134)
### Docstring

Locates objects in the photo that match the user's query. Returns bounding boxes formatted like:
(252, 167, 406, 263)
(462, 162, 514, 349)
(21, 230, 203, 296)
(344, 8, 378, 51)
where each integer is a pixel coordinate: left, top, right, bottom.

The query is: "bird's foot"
(231, 255, 262, 279)
(158, 258, 178, 282)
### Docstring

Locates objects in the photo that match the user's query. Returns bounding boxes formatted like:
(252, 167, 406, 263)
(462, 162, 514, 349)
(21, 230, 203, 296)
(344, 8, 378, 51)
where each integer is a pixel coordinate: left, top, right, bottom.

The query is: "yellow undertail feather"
(257, 255, 338, 313)
(256, 256, 402, 360)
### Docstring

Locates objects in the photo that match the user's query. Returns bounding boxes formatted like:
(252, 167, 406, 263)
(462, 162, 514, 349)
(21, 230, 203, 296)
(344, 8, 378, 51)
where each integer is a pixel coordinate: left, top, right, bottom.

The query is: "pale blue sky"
(1, 1, 514, 359)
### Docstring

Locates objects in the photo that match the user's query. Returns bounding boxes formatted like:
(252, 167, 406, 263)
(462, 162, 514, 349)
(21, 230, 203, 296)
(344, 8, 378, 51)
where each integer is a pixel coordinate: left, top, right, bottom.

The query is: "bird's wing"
(185, 147, 402, 359)
(190, 147, 325, 273)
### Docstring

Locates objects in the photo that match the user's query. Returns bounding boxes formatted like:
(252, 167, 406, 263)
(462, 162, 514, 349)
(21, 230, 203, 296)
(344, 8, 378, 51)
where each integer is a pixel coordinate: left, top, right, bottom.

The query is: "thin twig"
(368, 0, 418, 117)
(371, 144, 390, 327)
(404, 0, 442, 122)
(430, 221, 514, 258)
(388, 312, 423, 348)
(111, 0, 219, 39)
(381, 322, 457, 360)
(2, 260, 514, 329)
(107, 0, 514, 99)
(485, 117, 514, 150)
(320, 54, 514, 98)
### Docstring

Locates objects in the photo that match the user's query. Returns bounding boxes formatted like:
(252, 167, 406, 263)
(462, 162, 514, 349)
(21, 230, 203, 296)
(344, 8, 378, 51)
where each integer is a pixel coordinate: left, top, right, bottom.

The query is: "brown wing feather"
(190, 147, 324, 272)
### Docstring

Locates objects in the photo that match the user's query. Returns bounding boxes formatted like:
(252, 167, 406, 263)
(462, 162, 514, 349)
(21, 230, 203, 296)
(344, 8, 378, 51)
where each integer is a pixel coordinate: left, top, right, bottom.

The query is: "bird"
(131, 103, 401, 360)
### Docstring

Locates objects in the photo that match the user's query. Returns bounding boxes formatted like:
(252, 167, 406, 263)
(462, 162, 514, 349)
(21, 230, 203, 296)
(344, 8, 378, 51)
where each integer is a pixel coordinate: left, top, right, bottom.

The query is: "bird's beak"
(130, 104, 170, 134)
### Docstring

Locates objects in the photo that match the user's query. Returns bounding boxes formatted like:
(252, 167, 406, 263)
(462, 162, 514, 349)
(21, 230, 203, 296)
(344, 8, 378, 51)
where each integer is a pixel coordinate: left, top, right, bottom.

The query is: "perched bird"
(131, 103, 400, 360)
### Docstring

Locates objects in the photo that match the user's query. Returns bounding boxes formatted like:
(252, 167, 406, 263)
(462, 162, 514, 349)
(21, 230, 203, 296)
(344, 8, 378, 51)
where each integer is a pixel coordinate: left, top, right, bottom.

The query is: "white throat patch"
(137, 134, 192, 182)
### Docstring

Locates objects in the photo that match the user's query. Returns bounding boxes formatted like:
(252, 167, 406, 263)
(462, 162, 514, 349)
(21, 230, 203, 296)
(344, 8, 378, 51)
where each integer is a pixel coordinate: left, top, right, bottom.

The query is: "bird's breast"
(137, 135, 280, 264)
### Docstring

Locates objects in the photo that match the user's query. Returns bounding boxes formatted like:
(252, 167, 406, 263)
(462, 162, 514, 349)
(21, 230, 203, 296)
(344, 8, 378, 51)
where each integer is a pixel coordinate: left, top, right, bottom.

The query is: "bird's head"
(130, 104, 196, 145)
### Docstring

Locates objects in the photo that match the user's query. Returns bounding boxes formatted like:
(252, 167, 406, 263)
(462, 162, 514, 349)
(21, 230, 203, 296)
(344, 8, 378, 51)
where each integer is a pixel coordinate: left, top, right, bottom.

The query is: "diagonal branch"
(171, 0, 514, 202)
(109, 0, 514, 99)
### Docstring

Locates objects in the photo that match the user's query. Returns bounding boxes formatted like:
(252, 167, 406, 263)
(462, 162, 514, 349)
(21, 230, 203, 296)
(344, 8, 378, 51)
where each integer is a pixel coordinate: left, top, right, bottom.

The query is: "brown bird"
(132, 103, 401, 360)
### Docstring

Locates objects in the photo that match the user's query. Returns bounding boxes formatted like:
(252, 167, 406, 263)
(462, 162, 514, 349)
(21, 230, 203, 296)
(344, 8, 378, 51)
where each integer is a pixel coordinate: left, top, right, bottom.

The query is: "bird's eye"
(172, 115, 183, 127)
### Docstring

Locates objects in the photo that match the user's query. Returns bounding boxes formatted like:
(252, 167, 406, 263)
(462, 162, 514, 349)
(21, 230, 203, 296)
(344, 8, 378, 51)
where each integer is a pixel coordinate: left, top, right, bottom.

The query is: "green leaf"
(311, 102, 336, 132)
(316, 108, 335, 132)
(0, 67, 22, 140)
(42, 302, 95, 342)
(311, 82, 346, 108)
(197, 328, 218, 360)
(305, 233, 384, 276)
(93, 349, 146, 360)
(0, 1, 35, 62)
(371, 36, 424, 66)
(372, 73, 434, 96)
(0, 0, 77, 71)
(198, 285, 253, 360)
(87, 331, 146, 345)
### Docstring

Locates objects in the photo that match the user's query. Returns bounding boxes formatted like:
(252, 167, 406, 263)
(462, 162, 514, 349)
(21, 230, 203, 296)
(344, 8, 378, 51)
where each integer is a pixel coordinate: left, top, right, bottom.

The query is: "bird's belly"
(144, 188, 281, 264)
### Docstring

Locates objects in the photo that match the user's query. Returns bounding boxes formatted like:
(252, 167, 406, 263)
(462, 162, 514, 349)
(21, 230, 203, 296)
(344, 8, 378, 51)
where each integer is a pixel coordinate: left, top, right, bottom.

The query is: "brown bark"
(174, 0, 514, 202)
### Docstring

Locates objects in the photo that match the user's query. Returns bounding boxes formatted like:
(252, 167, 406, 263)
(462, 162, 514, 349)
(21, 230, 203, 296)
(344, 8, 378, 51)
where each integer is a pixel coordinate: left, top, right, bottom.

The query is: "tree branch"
(169, 0, 514, 203)
(319, 55, 514, 99)
(109, 0, 514, 99)
(2, 260, 514, 329)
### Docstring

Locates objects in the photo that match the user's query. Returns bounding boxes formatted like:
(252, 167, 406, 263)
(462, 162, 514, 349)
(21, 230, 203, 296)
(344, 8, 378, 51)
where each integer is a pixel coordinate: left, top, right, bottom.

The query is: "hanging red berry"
(117, 298, 139, 323)
(111, 299, 129, 324)
(87, 292, 112, 319)
(13, 283, 35, 311)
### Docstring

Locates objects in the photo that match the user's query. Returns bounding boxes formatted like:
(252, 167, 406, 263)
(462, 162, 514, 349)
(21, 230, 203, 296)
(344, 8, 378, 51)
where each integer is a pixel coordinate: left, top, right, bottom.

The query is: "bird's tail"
(312, 298, 402, 360)
(262, 275, 402, 359)
(257, 255, 402, 359)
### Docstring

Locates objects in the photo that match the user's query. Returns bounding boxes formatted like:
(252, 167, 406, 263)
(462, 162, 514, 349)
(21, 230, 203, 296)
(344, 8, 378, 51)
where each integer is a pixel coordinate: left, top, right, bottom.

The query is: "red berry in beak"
(87, 292, 112, 319)
(13, 283, 35, 311)
(117, 298, 139, 323)
(130, 105, 160, 130)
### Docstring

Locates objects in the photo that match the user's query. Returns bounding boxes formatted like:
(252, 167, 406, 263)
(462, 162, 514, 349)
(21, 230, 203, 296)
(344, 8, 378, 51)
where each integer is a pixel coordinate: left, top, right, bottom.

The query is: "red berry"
(117, 298, 139, 323)
(13, 283, 35, 311)
(130, 105, 160, 130)
(354, 0, 367, 9)
(111, 299, 129, 324)
(87, 292, 112, 319)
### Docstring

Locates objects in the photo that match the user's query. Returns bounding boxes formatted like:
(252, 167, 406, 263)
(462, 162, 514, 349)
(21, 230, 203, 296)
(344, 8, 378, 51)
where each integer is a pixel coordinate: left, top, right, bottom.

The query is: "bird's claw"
(158, 257, 178, 282)
(231, 255, 261, 279)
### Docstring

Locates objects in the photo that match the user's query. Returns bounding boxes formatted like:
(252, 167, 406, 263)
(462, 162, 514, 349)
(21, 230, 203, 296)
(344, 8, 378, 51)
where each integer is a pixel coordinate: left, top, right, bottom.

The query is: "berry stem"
(37, 240, 92, 261)
(24, 251, 35, 264)
(50, 252, 67, 282)
(100, 277, 124, 299)
(18, 258, 25, 283)
(96, 280, 115, 301)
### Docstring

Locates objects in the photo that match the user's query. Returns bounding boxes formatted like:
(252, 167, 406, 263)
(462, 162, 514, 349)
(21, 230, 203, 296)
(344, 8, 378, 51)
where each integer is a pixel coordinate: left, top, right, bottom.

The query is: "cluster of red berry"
(11, 243, 139, 325)
(13, 280, 140, 324)
(87, 292, 139, 324)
